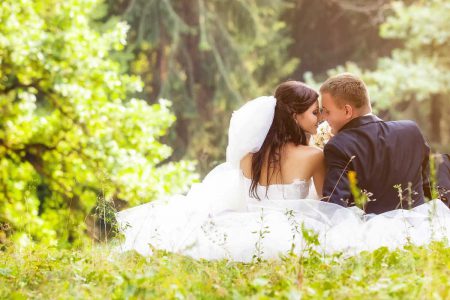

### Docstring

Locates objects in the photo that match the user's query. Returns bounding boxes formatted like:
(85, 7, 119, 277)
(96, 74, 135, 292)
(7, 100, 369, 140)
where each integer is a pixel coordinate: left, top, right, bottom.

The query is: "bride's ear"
(293, 113, 299, 125)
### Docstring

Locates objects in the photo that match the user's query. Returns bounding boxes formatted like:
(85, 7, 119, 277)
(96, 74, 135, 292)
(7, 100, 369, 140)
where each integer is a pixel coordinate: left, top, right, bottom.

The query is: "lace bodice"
(243, 177, 311, 200)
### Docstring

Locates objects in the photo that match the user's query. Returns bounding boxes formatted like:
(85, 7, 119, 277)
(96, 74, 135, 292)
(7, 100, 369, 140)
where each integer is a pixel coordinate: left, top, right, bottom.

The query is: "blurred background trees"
(0, 0, 448, 245)
(0, 0, 197, 246)
(103, 0, 299, 172)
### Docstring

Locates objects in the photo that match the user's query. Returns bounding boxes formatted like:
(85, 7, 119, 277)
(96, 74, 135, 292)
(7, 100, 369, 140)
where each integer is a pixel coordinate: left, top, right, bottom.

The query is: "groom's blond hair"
(320, 73, 370, 109)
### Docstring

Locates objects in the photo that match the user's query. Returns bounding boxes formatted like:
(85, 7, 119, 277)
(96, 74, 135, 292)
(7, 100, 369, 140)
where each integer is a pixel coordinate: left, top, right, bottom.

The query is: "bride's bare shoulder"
(284, 144, 324, 179)
(240, 153, 253, 177)
(287, 144, 323, 160)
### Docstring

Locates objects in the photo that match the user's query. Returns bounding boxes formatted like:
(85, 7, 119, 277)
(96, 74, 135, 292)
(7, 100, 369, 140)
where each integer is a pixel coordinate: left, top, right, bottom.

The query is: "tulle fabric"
(116, 96, 450, 262)
(116, 164, 450, 262)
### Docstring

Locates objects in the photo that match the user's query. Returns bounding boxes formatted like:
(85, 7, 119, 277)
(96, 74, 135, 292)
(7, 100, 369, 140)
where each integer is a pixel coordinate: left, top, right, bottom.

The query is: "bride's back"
(240, 143, 323, 186)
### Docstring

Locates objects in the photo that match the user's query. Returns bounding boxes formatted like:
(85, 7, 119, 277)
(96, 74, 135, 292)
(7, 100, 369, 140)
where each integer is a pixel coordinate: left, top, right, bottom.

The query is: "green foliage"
(0, 0, 198, 247)
(0, 242, 449, 299)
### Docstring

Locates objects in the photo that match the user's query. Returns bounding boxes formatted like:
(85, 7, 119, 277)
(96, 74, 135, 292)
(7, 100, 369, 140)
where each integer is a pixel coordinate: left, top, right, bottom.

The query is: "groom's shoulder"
(386, 119, 419, 128)
(386, 119, 423, 135)
(325, 119, 423, 148)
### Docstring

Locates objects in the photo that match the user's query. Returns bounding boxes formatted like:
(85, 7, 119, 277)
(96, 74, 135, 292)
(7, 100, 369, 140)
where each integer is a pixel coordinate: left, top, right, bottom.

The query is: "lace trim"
(242, 175, 310, 187)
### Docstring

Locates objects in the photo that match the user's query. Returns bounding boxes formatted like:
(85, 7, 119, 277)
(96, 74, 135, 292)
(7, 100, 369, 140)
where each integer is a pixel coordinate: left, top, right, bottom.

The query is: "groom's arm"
(421, 140, 432, 200)
(322, 143, 353, 207)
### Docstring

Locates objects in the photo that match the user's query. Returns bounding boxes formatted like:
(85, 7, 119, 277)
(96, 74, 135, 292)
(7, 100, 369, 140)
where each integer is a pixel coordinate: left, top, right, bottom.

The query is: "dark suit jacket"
(322, 115, 430, 214)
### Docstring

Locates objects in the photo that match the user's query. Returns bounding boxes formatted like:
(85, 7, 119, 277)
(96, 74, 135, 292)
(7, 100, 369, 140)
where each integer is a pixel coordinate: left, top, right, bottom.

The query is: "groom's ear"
(344, 104, 353, 119)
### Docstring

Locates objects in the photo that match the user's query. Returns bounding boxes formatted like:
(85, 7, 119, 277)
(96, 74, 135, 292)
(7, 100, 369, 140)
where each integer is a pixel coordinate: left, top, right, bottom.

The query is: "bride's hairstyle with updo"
(250, 81, 319, 199)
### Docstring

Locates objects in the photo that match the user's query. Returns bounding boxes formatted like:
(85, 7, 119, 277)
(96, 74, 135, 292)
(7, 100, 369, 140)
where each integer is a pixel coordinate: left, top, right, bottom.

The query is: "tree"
(105, 0, 299, 173)
(286, 0, 396, 77)
(0, 0, 197, 246)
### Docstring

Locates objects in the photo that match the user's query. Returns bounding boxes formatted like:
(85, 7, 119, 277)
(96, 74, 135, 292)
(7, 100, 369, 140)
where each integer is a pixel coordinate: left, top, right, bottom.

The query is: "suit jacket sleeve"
(322, 142, 353, 207)
(421, 139, 431, 200)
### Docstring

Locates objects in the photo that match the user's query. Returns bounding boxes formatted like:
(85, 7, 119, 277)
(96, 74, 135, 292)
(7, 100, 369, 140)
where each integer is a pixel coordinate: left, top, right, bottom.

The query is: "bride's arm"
(312, 150, 326, 197)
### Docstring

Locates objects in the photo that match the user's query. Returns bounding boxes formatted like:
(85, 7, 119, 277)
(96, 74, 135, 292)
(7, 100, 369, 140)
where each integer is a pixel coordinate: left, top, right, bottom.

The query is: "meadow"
(1, 240, 449, 299)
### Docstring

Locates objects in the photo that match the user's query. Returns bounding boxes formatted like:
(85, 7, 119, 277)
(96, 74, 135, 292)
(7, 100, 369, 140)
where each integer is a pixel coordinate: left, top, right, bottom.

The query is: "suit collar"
(339, 115, 383, 132)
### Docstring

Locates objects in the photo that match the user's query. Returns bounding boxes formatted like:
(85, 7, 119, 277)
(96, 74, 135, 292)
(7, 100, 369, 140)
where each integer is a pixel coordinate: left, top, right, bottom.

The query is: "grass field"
(1, 241, 449, 299)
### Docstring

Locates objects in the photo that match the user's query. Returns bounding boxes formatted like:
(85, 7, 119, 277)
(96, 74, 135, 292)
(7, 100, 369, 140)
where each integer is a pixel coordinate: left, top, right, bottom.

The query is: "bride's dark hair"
(250, 81, 319, 199)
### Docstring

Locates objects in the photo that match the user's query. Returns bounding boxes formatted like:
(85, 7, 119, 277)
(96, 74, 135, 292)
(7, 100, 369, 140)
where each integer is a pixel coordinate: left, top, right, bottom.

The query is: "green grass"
(1, 241, 449, 299)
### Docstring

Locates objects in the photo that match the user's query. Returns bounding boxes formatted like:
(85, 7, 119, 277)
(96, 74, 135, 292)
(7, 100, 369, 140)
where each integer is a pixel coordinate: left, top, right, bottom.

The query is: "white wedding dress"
(116, 97, 450, 262)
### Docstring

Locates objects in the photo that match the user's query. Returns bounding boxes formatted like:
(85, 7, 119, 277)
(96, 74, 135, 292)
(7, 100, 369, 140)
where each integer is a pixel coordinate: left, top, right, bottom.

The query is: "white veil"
(226, 96, 276, 168)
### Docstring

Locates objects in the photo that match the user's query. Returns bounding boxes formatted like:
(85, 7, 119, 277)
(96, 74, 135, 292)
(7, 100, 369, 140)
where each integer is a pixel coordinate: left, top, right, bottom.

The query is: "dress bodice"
(242, 177, 311, 200)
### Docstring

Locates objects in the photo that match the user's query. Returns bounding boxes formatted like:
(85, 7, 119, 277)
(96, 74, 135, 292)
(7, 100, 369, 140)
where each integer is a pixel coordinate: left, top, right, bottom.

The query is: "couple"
(117, 73, 450, 262)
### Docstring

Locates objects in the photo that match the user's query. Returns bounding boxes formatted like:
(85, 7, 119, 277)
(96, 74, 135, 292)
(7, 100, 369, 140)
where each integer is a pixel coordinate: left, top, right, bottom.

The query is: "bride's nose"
(317, 111, 325, 123)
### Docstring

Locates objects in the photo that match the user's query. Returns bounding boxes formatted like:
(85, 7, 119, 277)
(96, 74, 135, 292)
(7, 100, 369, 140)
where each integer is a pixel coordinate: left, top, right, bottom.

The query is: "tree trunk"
(178, 0, 214, 121)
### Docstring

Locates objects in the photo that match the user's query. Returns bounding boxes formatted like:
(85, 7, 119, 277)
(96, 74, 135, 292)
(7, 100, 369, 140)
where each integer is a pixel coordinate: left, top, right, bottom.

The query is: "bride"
(116, 81, 449, 262)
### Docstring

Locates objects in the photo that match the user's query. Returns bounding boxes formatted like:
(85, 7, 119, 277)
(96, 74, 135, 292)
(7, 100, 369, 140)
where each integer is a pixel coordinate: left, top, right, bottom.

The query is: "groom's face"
(321, 93, 349, 134)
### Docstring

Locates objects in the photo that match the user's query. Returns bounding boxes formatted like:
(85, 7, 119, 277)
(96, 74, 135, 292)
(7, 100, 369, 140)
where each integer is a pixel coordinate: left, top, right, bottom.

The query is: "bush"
(0, 0, 197, 247)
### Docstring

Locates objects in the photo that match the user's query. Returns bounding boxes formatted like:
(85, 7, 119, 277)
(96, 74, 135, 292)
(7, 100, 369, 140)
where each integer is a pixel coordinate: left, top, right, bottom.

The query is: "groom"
(319, 73, 431, 214)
